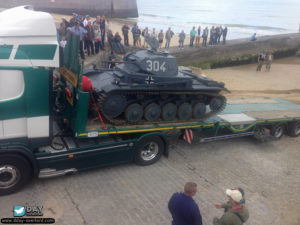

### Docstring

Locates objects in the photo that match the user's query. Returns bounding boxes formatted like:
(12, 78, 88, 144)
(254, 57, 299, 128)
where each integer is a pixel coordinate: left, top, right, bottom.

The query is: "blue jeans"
(165, 39, 171, 48)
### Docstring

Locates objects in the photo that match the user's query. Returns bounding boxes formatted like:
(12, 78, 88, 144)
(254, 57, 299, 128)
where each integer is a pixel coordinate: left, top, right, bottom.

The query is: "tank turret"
(85, 37, 228, 125)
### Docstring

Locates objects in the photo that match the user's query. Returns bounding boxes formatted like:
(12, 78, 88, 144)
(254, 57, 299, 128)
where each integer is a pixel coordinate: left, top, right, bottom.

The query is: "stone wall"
(172, 33, 300, 67)
(0, 0, 138, 17)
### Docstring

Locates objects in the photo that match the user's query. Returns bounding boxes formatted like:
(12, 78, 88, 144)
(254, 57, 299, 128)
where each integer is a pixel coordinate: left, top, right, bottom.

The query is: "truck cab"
(0, 6, 59, 148)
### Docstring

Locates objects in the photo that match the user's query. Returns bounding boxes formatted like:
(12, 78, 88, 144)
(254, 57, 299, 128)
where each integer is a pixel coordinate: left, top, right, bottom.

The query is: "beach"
(200, 57, 300, 104)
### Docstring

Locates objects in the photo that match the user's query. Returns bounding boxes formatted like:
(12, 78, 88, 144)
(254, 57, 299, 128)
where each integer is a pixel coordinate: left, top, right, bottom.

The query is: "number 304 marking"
(146, 60, 166, 72)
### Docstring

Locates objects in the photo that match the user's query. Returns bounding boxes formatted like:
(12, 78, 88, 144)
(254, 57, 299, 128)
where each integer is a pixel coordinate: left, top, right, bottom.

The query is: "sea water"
(136, 0, 300, 39)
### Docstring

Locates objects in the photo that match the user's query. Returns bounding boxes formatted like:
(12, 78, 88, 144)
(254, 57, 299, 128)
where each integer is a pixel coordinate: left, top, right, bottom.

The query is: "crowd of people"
(57, 13, 126, 60)
(125, 24, 229, 50)
(57, 13, 230, 59)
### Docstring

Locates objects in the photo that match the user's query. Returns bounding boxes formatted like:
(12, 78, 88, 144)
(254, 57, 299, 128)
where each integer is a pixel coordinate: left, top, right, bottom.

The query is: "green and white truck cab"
(0, 6, 168, 195)
(0, 6, 58, 147)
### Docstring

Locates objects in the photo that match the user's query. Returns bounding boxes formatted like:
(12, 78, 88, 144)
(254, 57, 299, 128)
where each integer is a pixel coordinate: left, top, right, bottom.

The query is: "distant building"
(0, 0, 138, 17)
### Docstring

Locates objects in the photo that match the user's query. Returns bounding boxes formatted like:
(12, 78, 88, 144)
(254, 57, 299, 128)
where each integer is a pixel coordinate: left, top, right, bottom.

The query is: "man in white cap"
(213, 188, 249, 225)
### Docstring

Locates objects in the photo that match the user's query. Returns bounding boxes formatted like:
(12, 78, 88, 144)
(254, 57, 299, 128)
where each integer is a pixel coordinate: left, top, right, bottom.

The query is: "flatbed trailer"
(79, 97, 300, 141)
(1, 97, 299, 195)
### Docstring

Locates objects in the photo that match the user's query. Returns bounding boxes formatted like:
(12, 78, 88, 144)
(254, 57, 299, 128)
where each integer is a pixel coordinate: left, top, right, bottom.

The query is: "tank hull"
(0, 0, 138, 17)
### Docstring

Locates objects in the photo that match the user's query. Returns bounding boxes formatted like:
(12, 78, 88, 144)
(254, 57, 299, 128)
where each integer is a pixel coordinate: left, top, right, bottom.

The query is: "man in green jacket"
(213, 188, 249, 225)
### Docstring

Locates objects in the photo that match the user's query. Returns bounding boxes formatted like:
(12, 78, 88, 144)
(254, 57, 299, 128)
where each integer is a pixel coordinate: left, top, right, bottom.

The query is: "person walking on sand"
(178, 30, 186, 49)
(202, 27, 208, 47)
(168, 182, 203, 225)
(265, 52, 273, 71)
(222, 26, 228, 44)
(158, 29, 164, 49)
(190, 26, 196, 47)
(165, 27, 174, 49)
(195, 26, 201, 47)
(257, 52, 266, 71)
(122, 23, 130, 46)
(213, 188, 249, 225)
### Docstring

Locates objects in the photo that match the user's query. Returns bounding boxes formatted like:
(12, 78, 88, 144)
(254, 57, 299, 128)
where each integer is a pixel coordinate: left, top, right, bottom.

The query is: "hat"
(226, 189, 242, 203)
(72, 12, 77, 16)
(85, 15, 90, 18)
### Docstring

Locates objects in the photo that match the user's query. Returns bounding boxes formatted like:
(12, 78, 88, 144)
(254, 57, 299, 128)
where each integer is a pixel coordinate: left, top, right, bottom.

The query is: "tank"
(85, 37, 228, 125)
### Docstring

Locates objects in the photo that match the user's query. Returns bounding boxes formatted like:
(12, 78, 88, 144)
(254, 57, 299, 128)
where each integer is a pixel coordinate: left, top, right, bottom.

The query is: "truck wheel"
(0, 154, 32, 195)
(134, 136, 164, 166)
(287, 121, 300, 137)
(270, 124, 284, 139)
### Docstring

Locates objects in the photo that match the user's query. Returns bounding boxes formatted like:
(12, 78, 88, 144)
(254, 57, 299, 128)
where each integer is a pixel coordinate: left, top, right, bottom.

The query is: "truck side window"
(0, 70, 24, 102)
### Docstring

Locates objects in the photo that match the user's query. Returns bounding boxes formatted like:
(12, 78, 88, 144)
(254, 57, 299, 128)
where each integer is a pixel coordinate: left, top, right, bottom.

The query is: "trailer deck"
(78, 98, 300, 138)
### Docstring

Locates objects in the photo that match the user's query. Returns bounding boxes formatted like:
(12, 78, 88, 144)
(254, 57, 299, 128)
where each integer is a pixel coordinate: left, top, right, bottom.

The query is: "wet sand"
(196, 57, 300, 104)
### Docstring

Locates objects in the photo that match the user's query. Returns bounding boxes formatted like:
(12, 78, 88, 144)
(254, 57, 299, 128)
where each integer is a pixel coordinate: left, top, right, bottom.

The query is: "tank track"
(98, 91, 226, 126)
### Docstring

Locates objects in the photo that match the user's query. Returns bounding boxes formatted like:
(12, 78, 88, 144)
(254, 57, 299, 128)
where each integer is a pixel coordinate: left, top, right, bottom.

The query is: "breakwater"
(171, 33, 300, 69)
(0, 0, 138, 17)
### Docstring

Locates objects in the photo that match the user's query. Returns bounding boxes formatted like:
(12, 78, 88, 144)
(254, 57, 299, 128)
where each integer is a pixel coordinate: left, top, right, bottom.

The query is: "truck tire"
(287, 121, 300, 137)
(134, 136, 164, 166)
(0, 154, 32, 195)
(270, 124, 284, 139)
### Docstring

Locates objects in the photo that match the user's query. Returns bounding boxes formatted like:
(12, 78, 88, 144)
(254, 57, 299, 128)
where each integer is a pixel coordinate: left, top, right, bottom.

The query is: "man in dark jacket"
(222, 27, 228, 44)
(202, 27, 208, 47)
(131, 24, 137, 46)
(168, 182, 203, 225)
(114, 32, 125, 54)
(85, 20, 95, 56)
(122, 23, 130, 46)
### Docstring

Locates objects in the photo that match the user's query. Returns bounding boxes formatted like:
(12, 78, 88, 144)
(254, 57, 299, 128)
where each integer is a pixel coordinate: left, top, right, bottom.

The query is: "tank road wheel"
(209, 96, 226, 112)
(162, 103, 177, 121)
(144, 103, 161, 122)
(177, 103, 192, 120)
(102, 94, 126, 118)
(270, 124, 284, 139)
(134, 136, 164, 166)
(125, 104, 143, 123)
(287, 121, 300, 137)
(0, 154, 32, 196)
(193, 102, 206, 119)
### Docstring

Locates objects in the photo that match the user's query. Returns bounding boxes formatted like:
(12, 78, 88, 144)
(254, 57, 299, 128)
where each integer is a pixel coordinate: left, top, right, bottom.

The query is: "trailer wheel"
(0, 154, 32, 195)
(270, 124, 284, 139)
(134, 136, 164, 166)
(287, 121, 300, 137)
